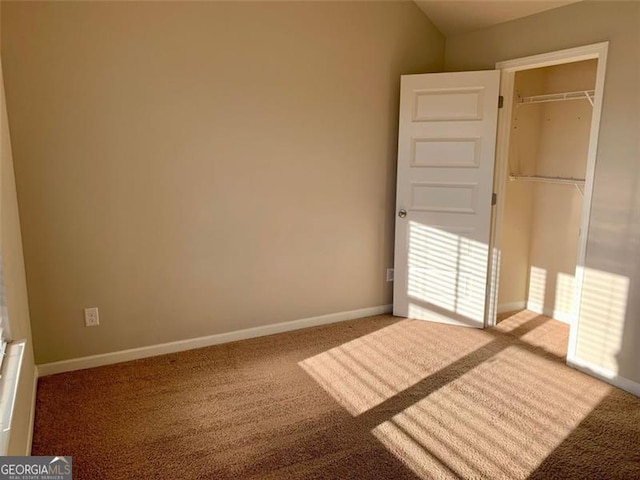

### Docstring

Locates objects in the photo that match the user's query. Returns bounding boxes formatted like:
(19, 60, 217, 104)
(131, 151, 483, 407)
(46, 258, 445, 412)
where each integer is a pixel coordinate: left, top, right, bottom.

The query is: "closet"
(497, 59, 597, 324)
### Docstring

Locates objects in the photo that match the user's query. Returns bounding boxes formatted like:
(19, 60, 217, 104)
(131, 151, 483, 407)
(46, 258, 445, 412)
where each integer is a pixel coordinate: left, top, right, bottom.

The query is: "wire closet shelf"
(516, 90, 595, 107)
(508, 174, 586, 195)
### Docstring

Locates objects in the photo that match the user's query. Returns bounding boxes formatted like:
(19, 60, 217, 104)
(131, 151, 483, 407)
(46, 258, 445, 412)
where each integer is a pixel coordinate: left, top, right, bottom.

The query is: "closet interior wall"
(498, 59, 597, 322)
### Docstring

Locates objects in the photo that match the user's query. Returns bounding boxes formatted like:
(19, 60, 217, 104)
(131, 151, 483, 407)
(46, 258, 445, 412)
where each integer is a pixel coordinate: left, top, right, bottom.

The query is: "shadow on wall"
(525, 263, 630, 334)
(527, 265, 577, 322)
(579, 153, 640, 383)
(614, 152, 640, 384)
(526, 261, 633, 384)
(402, 196, 630, 355)
(398, 221, 633, 380)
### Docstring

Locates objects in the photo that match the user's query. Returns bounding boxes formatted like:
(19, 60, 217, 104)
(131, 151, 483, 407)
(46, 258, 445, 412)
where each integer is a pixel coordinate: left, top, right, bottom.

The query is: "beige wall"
(0, 37, 37, 457)
(447, 1, 640, 383)
(1, 1, 444, 364)
(527, 60, 596, 321)
(497, 68, 542, 310)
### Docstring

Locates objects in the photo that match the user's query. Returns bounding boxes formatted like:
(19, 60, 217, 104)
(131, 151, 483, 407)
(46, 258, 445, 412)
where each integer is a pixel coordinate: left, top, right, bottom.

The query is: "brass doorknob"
(398, 209, 407, 218)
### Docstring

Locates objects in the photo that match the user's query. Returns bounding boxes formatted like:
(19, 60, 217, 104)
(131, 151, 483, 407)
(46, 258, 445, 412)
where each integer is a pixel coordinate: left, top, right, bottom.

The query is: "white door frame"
(487, 42, 609, 365)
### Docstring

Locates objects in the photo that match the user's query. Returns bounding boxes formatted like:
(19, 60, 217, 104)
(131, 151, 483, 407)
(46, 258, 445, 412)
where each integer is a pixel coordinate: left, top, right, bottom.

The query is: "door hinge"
(492, 193, 497, 205)
(498, 96, 504, 109)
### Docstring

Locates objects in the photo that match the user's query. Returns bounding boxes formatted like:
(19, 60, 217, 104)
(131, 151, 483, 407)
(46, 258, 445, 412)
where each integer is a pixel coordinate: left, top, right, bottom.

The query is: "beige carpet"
(33, 311, 640, 479)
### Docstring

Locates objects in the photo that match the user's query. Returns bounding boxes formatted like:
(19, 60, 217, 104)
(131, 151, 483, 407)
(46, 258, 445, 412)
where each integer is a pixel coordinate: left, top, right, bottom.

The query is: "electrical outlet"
(84, 307, 100, 327)
(386, 268, 394, 282)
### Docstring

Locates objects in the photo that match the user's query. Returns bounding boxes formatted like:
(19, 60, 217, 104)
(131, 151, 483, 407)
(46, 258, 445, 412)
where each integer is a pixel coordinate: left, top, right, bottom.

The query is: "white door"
(393, 71, 500, 328)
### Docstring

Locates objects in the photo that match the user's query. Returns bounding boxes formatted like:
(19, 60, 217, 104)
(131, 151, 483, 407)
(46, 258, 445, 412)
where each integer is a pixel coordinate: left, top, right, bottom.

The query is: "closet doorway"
(487, 43, 608, 362)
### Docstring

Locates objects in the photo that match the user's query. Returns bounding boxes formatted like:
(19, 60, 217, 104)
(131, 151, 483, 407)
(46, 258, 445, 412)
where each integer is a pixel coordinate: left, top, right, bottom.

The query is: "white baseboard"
(497, 301, 526, 314)
(37, 304, 393, 377)
(26, 366, 37, 455)
(567, 355, 640, 397)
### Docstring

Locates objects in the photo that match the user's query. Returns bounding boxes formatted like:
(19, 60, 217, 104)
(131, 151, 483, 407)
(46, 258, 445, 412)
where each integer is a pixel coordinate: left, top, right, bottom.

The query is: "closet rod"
(517, 90, 595, 107)
(509, 174, 585, 185)
(509, 174, 586, 194)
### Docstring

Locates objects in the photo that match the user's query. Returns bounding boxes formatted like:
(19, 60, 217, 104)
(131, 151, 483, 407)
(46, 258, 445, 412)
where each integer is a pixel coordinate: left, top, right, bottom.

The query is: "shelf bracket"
(585, 91, 594, 107)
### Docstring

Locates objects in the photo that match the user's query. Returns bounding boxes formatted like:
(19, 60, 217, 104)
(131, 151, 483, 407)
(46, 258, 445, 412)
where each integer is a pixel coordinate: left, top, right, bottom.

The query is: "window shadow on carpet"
(300, 311, 640, 479)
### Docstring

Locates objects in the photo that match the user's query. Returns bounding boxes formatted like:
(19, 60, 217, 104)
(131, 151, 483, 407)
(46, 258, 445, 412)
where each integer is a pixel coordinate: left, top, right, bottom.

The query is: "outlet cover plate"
(84, 307, 100, 327)
(386, 268, 394, 282)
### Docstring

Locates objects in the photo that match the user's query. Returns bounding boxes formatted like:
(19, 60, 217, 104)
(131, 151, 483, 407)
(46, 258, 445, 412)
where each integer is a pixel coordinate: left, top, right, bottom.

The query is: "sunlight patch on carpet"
(371, 345, 611, 479)
(298, 319, 492, 415)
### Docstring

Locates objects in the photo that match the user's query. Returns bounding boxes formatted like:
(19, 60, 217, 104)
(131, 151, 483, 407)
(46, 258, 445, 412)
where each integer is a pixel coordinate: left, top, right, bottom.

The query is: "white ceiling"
(413, 0, 582, 36)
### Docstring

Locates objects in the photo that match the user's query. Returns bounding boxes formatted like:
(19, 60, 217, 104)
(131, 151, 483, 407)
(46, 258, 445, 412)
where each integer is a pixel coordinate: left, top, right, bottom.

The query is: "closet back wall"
(499, 61, 596, 319)
(527, 60, 596, 321)
(1, 1, 444, 364)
